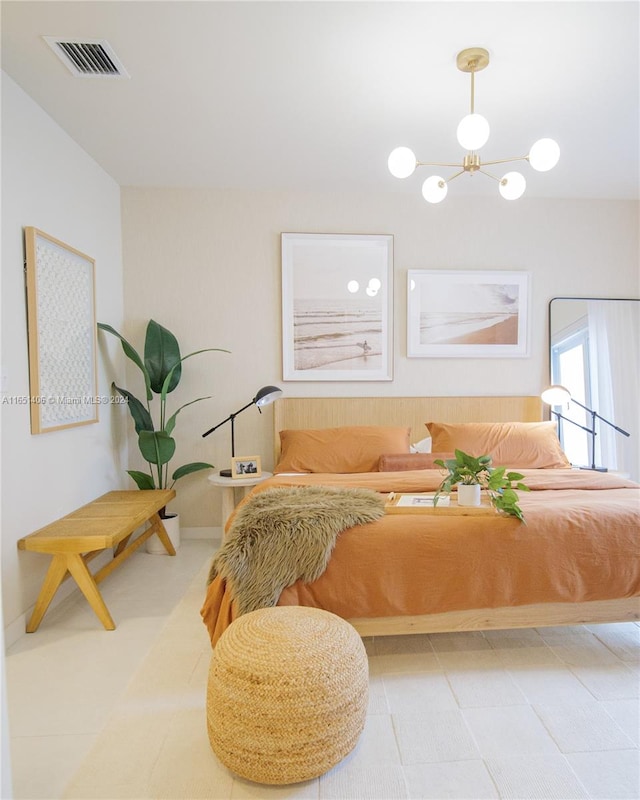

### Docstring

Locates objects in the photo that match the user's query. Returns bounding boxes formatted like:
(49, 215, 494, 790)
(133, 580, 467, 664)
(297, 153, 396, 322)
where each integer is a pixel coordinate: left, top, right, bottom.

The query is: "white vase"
(457, 484, 481, 507)
(146, 512, 180, 554)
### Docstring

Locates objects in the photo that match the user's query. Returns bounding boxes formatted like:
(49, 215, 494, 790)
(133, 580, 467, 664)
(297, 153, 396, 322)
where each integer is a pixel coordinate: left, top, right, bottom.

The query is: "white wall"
(121, 188, 639, 528)
(1, 73, 126, 642)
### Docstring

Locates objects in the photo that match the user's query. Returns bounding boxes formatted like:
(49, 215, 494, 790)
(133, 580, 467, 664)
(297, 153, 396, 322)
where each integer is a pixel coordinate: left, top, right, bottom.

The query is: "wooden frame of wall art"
(407, 269, 530, 358)
(24, 227, 99, 433)
(281, 232, 394, 381)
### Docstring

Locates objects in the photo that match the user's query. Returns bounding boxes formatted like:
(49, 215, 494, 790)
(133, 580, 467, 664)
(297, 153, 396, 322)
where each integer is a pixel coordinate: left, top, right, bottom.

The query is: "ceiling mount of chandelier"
(388, 47, 560, 203)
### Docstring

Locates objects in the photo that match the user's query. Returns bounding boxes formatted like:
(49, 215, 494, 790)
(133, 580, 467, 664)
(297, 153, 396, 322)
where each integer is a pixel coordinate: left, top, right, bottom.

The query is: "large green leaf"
(98, 323, 152, 401)
(113, 384, 153, 433)
(159, 348, 229, 408)
(165, 396, 211, 436)
(487, 468, 506, 490)
(138, 430, 176, 466)
(144, 320, 182, 395)
(127, 470, 157, 490)
(171, 462, 214, 482)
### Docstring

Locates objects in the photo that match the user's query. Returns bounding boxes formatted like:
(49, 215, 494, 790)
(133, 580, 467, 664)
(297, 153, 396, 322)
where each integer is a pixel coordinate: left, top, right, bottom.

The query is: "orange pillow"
(275, 426, 411, 474)
(378, 453, 454, 472)
(426, 421, 570, 469)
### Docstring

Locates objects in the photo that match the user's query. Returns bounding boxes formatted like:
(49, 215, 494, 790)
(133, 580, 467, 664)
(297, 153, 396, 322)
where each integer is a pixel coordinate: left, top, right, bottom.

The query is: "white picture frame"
(407, 269, 530, 358)
(281, 233, 393, 381)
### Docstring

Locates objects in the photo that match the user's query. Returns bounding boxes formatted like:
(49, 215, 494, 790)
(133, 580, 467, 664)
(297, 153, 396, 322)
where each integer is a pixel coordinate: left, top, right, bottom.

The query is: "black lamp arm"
(201, 399, 256, 438)
(569, 397, 631, 438)
(552, 409, 601, 471)
(550, 410, 593, 435)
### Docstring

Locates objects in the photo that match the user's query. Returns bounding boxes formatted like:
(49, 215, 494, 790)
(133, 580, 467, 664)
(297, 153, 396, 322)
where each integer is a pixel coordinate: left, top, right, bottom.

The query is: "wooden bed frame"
(272, 395, 640, 635)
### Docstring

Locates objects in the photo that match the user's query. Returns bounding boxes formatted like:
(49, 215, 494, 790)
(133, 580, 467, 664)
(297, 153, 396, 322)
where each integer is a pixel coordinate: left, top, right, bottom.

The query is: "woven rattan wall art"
(24, 227, 98, 434)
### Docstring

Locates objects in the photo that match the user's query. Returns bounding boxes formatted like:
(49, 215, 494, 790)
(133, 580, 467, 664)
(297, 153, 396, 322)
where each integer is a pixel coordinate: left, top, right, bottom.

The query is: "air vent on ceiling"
(43, 37, 130, 78)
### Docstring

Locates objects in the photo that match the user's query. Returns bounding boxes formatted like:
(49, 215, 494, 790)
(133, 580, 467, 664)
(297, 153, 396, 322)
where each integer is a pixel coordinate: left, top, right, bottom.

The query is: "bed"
(201, 396, 640, 646)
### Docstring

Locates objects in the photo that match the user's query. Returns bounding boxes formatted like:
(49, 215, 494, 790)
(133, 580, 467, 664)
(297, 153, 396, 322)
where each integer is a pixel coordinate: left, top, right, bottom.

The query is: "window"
(551, 320, 591, 467)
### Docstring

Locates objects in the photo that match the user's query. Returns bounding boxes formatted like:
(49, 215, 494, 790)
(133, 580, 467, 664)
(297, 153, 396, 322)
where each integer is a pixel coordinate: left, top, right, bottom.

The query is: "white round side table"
(208, 472, 273, 533)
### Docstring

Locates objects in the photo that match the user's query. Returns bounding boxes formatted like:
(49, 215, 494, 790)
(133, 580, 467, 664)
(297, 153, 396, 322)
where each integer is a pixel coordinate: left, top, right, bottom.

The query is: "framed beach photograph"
(230, 456, 262, 479)
(407, 270, 530, 358)
(281, 233, 393, 381)
(24, 227, 99, 433)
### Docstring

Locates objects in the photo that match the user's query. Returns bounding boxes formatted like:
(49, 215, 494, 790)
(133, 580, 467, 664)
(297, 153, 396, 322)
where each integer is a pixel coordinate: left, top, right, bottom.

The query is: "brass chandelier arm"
(417, 154, 529, 171)
(445, 169, 467, 184)
(416, 160, 465, 168)
(470, 69, 475, 114)
(480, 154, 529, 167)
(478, 169, 502, 182)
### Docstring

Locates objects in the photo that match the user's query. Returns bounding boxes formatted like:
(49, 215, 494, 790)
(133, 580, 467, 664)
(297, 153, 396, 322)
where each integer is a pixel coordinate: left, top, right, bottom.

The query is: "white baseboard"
(181, 526, 221, 542)
(4, 559, 104, 649)
(4, 545, 118, 649)
(5, 613, 29, 650)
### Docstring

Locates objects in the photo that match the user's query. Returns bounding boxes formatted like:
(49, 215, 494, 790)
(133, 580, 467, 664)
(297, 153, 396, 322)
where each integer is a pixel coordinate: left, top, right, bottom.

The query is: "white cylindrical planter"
(457, 484, 481, 507)
(147, 512, 180, 554)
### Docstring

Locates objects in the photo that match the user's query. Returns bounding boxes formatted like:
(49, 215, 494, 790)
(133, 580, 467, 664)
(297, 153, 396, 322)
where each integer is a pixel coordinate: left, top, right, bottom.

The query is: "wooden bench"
(18, 489, 176, 632)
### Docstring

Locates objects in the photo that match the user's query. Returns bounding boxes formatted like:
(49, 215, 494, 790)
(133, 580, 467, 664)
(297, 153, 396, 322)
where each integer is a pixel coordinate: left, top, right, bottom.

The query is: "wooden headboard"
(273, 396, 543, 461)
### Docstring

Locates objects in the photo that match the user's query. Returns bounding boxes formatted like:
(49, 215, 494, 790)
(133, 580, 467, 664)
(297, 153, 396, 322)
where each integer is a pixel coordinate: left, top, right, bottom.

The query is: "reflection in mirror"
(549, 297, 639, 481)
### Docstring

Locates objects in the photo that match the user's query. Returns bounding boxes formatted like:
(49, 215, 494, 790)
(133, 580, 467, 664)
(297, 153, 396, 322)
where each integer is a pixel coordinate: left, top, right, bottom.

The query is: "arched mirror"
(548, 297, 639, 481)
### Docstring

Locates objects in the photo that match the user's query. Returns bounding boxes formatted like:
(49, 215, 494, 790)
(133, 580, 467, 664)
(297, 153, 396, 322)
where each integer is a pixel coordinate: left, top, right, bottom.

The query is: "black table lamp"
(541, 384, 631, 471)
(202, 385, 283, 476)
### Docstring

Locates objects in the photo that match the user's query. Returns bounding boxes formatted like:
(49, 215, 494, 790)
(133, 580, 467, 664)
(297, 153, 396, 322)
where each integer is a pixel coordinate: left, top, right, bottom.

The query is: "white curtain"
(588, 300, 639, 481)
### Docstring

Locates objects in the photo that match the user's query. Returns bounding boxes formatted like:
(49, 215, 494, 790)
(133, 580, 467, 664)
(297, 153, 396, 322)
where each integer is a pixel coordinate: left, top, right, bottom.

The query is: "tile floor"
(5, 540, 640, 800)
(6, 539, 218, 799)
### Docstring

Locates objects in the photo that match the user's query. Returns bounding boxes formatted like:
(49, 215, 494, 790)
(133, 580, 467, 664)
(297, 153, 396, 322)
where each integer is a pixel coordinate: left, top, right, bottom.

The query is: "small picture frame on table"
(230, 456, 262, 479)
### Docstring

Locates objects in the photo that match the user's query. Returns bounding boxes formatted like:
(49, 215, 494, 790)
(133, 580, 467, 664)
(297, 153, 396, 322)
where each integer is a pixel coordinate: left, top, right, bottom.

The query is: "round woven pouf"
(206, 606, 368, 785)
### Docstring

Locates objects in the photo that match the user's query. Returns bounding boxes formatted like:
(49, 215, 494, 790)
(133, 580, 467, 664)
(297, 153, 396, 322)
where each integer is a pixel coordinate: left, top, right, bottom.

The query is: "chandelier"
(388, 47, 560, 203)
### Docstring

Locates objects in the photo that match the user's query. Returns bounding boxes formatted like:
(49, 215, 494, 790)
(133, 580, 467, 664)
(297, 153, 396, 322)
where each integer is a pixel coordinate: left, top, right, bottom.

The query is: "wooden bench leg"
(113, 533, 133, 558)
(26, 554, 69, 633)
(65, 553, 116, 631)
(149, 513, 176, 555)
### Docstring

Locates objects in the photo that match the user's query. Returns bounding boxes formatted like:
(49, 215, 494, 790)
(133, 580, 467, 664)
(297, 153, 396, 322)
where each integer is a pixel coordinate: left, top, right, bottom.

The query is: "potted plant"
(433, 450, 530, 521)
(98, 319, 228, 551)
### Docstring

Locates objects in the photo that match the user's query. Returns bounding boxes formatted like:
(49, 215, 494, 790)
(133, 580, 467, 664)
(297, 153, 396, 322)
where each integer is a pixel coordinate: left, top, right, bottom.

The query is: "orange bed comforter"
(201, 469, 640, 646)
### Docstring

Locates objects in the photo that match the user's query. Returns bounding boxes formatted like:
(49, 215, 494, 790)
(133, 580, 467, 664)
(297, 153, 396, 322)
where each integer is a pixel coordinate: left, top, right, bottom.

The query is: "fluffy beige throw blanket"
(207, 485, 385, 615)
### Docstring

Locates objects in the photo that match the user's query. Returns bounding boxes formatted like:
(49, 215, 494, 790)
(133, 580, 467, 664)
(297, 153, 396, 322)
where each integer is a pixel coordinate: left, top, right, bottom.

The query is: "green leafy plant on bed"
(433, 449, 530, 522)
(98, 319, 228, 506)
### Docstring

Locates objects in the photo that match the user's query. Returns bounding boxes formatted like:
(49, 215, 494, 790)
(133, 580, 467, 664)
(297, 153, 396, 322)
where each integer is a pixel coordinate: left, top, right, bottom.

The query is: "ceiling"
(2, 1, 638, 200)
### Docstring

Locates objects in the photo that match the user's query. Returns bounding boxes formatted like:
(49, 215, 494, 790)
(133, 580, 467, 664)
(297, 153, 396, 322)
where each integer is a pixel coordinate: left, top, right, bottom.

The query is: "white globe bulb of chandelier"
(422, 176, 448, 204)
(499, 171, 526, 200)
(529, 138, 560, 172)
(347, 280, 359, 293)
(388, 147, 417, 178)
(456, 113, 490, 151)
(368, 278, 382, 291)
